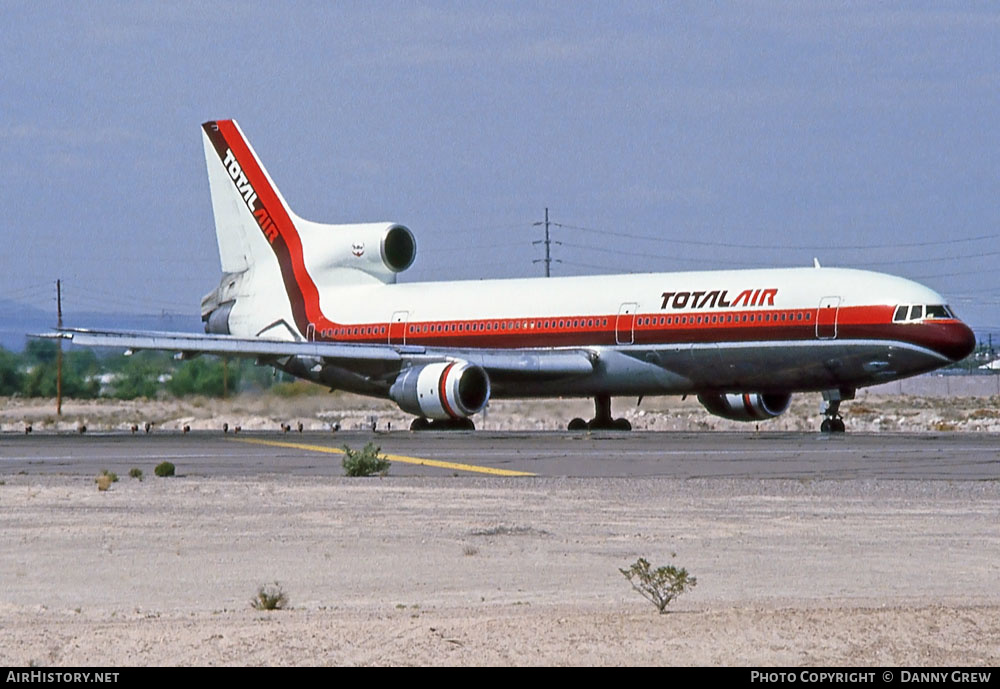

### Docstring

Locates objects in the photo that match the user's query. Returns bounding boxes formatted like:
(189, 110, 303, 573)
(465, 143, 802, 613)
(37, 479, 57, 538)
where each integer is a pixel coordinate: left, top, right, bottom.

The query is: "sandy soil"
(3, 387, 999, 665)
(3, 386, 1000, 434)
(0, 475, 997, 666)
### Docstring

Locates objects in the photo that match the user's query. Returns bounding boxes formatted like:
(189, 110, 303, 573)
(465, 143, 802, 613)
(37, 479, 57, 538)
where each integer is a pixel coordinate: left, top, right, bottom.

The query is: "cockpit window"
(894, 304, 955, 323)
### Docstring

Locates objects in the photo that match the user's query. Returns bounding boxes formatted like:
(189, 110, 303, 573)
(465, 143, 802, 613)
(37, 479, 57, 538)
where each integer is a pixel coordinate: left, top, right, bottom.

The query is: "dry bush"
(620, 556, 697, 614)
(251, 582, 288, 611)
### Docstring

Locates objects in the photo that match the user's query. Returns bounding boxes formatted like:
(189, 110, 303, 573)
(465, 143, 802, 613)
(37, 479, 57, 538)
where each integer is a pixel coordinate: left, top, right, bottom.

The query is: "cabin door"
(816, 297, 841, 339)
(388, 311, 409, 345)
(616, 302, 637, 345)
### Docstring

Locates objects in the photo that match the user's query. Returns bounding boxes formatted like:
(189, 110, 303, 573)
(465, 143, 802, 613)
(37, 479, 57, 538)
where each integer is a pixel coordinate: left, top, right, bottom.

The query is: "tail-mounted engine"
(389, 361, 491, 420)
(201, 271, 246, 335)
(295, 220, 416, 284)
(697, 392, 792, 422)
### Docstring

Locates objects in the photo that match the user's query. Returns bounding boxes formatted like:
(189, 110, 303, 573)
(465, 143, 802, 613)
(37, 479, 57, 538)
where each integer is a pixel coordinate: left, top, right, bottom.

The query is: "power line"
(559, 239, 772, 267)
(554, 222, 1000, 251)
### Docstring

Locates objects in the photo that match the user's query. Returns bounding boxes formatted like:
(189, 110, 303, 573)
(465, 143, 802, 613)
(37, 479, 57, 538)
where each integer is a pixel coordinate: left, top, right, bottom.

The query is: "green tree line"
(0, 341, 290, 399)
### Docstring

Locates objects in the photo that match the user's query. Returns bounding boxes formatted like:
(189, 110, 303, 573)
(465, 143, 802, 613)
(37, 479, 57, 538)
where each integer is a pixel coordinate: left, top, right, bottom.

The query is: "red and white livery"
(53, 120, 976, 432)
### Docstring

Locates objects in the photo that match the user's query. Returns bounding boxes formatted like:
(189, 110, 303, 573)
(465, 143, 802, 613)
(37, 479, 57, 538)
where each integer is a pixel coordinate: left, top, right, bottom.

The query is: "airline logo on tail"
(221, 149, 259, 211)
(216, 142, 282, 245)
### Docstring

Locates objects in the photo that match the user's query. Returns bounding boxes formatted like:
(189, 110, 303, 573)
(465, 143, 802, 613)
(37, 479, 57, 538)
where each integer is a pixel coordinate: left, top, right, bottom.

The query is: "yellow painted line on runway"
(232, 437, 536, 477)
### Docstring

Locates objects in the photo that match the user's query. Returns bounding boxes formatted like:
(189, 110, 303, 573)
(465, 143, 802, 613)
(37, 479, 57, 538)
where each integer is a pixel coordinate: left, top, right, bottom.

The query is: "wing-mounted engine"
(697, 392, 792, 422)
(389, 361, 491, 420)
(295, 219, 416, 284)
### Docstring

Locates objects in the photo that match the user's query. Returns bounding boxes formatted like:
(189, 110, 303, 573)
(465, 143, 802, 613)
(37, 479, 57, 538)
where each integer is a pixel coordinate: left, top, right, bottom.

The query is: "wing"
(37, 327, 596, 380)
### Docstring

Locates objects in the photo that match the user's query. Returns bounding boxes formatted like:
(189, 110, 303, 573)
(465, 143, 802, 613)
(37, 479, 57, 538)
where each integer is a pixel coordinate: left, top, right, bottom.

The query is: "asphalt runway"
(1, 430, 998, 479)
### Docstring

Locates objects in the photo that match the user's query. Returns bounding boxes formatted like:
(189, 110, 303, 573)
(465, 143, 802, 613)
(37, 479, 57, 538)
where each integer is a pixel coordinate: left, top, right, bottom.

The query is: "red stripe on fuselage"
(311, 304, 970, 361)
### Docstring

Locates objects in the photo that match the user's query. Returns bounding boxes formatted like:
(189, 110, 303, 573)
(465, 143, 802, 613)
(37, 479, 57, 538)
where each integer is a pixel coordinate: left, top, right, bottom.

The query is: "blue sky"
(2, 2, 998, 335)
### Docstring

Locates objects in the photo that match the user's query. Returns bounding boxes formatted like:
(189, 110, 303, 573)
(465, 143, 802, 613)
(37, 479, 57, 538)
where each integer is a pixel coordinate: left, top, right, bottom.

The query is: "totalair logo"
(351, 242, 365, 257)
(222, 149, 278, 244)
(222, 149, 258, 210)
(660, 288, 778, 310)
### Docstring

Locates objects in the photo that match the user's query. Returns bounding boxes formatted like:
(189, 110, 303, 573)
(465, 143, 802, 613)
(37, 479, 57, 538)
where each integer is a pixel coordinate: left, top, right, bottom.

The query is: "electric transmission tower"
(532, 207, 562, 277)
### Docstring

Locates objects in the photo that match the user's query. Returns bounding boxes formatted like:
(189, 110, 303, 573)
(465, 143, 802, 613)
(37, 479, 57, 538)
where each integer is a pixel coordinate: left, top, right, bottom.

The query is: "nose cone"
(935, 320, 977, 361)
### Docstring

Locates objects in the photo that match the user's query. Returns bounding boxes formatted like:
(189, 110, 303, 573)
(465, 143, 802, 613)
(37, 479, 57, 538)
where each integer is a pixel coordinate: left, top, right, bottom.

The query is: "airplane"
(43, 120, 977, 433)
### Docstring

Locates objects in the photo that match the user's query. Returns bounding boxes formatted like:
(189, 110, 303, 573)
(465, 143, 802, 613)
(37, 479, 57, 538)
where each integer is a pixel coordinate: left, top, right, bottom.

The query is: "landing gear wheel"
(451, 417, 476, 431)
(410, 417, 476, 431)
(569, 395, 633, 431)
(819, 392, 851, 434)
(820, 416, 846, 434)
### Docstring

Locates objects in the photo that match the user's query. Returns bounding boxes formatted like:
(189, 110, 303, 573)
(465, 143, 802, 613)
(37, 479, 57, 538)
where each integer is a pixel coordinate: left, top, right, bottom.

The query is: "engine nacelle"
(296, 219, 416, 283)
(389, 362, 491, 420)
(697, 392, 792, 422)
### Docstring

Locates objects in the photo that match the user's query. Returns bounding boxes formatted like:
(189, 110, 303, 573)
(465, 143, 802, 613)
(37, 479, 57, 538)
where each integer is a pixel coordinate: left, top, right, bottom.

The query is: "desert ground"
(1, 383, 999, 666)
(2, 375, 1000, 434)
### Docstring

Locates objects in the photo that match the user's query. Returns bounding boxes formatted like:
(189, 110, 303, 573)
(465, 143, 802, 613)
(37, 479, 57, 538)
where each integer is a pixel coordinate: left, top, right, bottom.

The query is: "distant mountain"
(0, 299, 202, 351)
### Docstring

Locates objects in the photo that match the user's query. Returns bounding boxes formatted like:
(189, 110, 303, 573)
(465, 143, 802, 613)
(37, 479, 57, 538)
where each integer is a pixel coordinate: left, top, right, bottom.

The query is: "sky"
(2, 1, 998, 337)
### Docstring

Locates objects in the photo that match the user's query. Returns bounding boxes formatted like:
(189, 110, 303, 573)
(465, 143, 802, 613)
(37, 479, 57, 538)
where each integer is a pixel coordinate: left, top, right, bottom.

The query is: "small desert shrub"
(154, 461, 175, 477)
(970, 408, 1000, 420)
(96, 474, 112, 491)
(342, 442, 390, 477)
(620, 556, 697, 614)
(129, 467, 143, 481)
(95, 469, 119, 485)
(251, 582, 288, 611)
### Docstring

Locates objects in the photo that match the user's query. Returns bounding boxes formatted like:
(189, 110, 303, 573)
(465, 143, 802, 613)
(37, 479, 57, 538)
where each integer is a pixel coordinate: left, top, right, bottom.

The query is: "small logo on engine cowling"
(352, 242, 365, 257)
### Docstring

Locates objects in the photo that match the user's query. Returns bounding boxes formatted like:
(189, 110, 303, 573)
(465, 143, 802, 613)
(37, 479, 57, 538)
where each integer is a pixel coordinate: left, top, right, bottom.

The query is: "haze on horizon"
(2, 2, 997, 338)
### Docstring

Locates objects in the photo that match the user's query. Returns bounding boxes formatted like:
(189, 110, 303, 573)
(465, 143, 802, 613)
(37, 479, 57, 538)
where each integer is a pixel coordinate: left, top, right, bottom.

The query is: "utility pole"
(56, 279, 63, 416)
(532, 207, 561, 277)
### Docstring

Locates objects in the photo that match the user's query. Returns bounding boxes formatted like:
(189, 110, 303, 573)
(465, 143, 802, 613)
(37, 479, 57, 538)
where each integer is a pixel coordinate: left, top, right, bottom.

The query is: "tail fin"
(201, 120, 296, 274)
(200, 119, 309, 339)
(200, 120, 416, 341)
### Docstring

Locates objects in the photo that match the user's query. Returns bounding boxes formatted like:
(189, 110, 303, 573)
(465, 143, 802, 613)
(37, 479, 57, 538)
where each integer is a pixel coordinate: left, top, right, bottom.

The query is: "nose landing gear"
(820, 389, 853, 433)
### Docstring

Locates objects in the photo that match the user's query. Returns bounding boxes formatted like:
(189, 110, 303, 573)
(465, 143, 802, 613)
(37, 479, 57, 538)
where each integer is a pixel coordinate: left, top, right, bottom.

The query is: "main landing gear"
(820, 389, 854, 434)
(568, 394, 632, 431)
(410, 417, 476, 431)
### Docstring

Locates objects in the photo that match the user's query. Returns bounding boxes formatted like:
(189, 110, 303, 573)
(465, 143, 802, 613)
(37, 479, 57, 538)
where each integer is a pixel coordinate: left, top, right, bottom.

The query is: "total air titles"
(660, 288, 778, 310)
(222, 148, 280, 245)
